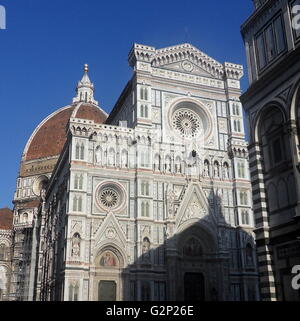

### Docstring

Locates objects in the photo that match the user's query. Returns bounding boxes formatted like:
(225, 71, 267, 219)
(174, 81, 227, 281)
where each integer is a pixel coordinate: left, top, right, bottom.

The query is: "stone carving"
(71, 233, 81, 258)
(203, 160, 210, 177)
(182, 193, 206, 223)
(142, 237, 151, 263)
(166, 184, 176, 219)
(95, 147, 102, 164)
(105, 227, 116, 239)
(72, 221, 82, 234)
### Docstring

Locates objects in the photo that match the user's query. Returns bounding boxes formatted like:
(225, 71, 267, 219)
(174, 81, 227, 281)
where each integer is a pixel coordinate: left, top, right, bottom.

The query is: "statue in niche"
(95, 147, 102, 164)
(121, 151, 128, 168)
(100, 251, 117, 267)
(223, 163, 229, 179)
(214, 162, 220, 177)
(203, 161, 209, 177)
(166, 184, 175, 219)
(71, 233, 81, 258)
(142, 237, 151, 262)
(154, 155, 160, 171)
(41, 188, 46, 201)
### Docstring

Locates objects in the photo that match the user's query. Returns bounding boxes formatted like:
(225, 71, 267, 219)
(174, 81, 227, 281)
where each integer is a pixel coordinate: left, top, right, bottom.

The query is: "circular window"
(168, 99, 213, 141)
(172, 109, 202, 139)
(96, 182, 126, 212)
(100, 187, 119, 209)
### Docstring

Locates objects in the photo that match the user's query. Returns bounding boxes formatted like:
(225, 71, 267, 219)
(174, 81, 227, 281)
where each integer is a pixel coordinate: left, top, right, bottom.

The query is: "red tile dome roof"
(0, 208, 13, 230)
(24, 103, 107, 161)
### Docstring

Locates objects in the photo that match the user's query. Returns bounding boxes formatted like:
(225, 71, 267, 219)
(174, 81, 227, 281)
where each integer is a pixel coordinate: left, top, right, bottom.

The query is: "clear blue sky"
(0, 0, 254, 208)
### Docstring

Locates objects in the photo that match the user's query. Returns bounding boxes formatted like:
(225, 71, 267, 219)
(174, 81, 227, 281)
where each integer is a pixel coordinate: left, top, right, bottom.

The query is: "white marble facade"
(35, 43, 259, 301)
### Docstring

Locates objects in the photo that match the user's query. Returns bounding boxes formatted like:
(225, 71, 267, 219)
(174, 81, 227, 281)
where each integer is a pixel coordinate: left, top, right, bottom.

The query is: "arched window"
(259, 107, 287, 171)
(73, 196, 78, 212)
(69, 283, 79, 301)
(78, 196, 82, 212)
(237, 161, 246, 178)
(233, 104, 236, 115)
(245, 244, 254, 265)
(141, 181, 150, 196)
(140, 150, 149, 168)
(75, 143, 80, 159)
(79, 175, 83, 190)
(69, 285, 73, 301)
(141, 201, 150, 217)
(80, 143, 85, 160)
(74, 175, 79, 189)
(140, 104, 149, 118)
(141, 202, 145, 217)
(240, 191, 248, 205)
(0, 244, 5, 260)
(242, 211, 249, 225)
(140, 87, 148, 101)
(140, 87, 144, 100)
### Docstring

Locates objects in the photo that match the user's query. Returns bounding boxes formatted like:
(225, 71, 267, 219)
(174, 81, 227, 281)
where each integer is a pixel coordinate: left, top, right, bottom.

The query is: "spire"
(73, 64, 98, 105)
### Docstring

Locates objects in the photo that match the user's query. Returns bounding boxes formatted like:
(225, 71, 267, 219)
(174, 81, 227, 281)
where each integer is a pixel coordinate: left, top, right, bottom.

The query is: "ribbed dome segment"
(24, 103, 107, 161)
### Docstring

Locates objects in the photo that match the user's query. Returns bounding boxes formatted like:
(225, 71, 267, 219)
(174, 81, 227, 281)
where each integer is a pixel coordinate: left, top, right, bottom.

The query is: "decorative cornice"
(128, 43, 243, 80)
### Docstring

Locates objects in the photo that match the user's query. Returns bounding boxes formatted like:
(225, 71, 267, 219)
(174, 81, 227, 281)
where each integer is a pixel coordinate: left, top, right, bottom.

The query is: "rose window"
(96, 182, 126, 212)
(100, 187, 119, 209)
(172, 109, 202, 139)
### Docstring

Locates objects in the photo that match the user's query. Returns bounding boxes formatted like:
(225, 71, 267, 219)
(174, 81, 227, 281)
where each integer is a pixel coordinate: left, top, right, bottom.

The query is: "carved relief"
(71, 233, 81, 258)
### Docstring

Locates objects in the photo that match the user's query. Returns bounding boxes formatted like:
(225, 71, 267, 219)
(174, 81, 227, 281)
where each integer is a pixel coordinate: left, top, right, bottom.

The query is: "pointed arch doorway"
(98, 280, 117, 301)
(94, 246, 125, 301)
(184, 272, 205, 301)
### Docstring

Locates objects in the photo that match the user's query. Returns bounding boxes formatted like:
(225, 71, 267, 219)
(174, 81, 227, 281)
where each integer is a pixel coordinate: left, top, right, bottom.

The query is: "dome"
(0, 208, 13, 230)
(24, 103, 107, 161)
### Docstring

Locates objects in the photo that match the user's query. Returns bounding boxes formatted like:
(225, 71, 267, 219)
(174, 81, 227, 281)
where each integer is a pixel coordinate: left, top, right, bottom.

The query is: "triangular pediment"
(94, 212, 127, 248)
(161, 60, 214, 77)
(151, 43, 224, 79)
(175, 183, 214, 228)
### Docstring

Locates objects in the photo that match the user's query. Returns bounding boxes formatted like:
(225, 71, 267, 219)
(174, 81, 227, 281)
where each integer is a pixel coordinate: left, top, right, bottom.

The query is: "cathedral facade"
(9, 43, 259, 301)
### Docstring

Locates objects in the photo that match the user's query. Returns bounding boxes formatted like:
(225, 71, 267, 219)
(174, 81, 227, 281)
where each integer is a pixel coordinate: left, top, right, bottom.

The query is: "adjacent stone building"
(10, 43, 259, 301)
(0, 208, 13, 301)
(241, 0, 300, 301)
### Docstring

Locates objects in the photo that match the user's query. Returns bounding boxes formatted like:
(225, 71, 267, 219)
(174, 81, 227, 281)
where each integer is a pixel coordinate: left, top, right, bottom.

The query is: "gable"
(160, 60, 214, 78)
